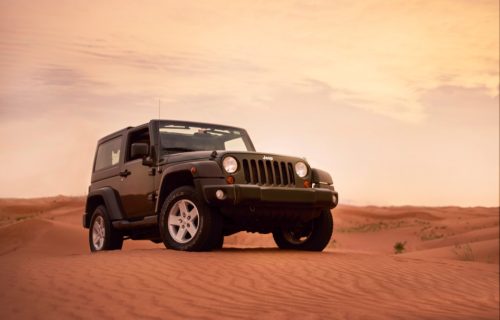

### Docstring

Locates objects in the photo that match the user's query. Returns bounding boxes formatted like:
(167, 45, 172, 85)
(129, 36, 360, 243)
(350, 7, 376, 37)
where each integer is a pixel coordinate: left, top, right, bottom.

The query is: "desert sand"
(0, 196, 498, 319)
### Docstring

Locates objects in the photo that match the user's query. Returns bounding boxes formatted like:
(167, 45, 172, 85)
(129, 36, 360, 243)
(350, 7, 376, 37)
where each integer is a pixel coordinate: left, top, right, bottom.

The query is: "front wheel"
(272, 209, 333, 251)
(159, 186, 222, 251)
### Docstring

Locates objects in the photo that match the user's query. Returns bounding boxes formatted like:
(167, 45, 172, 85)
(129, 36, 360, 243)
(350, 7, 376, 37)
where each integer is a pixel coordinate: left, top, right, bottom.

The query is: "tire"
(159, 186, 222, 252)
(89, 205, 123, 252)
(212, 233, 224, 250)
(272, 209, 333, 252)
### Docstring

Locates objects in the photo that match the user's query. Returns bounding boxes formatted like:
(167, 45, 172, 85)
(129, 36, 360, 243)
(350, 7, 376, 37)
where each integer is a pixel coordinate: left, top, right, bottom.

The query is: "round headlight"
(295, 161, 308, 178)
(222, 156, 238, 173)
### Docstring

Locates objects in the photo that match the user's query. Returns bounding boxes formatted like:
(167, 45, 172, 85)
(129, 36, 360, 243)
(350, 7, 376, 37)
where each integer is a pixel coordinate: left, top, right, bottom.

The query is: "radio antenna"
(157, 98, 161, 165)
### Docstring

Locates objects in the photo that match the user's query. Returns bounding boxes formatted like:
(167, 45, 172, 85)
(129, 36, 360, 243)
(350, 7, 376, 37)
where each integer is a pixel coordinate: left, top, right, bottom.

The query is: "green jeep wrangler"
(83, 120, 338, 252)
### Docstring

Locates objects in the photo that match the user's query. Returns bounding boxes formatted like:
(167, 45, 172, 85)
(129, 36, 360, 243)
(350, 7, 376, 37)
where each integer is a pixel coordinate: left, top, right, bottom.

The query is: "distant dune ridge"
(0, 197, 498, 319)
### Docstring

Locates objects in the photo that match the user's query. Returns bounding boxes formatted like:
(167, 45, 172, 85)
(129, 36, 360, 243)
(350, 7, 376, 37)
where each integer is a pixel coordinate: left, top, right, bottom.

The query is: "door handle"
(119, 169, 131, 177)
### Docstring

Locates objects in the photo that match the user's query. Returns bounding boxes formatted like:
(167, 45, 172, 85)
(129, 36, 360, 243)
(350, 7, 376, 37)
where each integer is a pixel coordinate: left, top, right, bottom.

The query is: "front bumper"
(203, 184, 338, 208)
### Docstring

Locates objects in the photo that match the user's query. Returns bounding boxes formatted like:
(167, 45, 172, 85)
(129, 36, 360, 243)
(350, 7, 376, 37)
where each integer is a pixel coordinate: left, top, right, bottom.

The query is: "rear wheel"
(159, 186, 222, 251)
(272, 209, 333, 251)
(89, 205, 123, 252)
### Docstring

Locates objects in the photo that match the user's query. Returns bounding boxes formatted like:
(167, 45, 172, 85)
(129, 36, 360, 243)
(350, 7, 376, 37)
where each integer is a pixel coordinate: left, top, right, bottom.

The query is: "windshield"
(159, 122, 254, 155)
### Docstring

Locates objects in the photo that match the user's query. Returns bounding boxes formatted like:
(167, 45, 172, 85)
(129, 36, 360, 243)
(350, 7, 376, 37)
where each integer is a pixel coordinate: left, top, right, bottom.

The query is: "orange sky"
(0, 0, 498, 206)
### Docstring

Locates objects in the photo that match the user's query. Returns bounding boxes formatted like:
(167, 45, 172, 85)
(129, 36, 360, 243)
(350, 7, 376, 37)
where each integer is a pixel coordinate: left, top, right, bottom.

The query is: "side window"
(94, 137, 122, 171)
(126, 128, 150, 162)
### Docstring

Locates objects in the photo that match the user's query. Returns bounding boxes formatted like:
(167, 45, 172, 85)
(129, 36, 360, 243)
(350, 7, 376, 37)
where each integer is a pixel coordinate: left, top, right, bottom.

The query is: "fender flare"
(161, 161, 223, 180)
(84, 187, 126, 228)
(155, 161, 224, 213)
(311, 168, 333, 185)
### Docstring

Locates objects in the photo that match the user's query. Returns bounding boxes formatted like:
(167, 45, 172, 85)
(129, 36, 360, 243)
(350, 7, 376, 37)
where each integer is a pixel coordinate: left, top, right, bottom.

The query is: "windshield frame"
(155, 120, 255, 156)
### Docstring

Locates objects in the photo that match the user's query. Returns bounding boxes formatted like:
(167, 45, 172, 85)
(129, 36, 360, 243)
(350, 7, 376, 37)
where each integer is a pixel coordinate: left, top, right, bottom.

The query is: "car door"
(118, 125, 155, 219)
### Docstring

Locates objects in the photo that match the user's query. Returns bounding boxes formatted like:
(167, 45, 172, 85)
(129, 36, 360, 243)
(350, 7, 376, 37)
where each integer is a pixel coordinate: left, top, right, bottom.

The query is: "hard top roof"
(97, 119, 246, 144)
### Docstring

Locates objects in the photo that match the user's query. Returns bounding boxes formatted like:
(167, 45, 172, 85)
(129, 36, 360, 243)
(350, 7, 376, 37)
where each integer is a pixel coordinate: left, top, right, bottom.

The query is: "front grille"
(242, 159, 295, 186)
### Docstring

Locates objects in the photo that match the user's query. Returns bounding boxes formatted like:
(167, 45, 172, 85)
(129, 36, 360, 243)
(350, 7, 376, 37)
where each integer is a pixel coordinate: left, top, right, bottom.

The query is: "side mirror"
(131, 143, 149, 160)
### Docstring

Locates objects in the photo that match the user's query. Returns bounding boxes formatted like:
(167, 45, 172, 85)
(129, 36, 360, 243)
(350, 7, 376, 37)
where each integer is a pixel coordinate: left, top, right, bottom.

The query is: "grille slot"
(242, 158, 295, 186)
(281, 162, 289, 185)
(258, 160, 265, 184)
(273, 162, 281, 185)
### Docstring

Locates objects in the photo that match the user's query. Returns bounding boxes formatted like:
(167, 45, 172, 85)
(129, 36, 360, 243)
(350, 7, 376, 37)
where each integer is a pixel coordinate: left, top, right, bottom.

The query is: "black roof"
(97, 119, 246, 144)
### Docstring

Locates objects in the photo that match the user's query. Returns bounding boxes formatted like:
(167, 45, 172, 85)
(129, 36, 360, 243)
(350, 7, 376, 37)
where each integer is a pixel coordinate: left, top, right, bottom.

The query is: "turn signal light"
(190, 167, 197, 174)
(303, 180, 311, 188)
(226, 176, 235, 184)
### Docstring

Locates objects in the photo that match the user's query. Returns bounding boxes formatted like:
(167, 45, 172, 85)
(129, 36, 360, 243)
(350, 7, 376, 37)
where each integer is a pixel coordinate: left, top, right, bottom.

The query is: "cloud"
(420, 85, 499, 127)
(2, 0, 497, 123)
(70, 41, 266, 76)
(34, 66, 105, 87)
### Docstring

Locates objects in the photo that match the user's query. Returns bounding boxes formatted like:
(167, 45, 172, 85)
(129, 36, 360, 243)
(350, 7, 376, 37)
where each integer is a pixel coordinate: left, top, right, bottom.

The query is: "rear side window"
(94, 137, 122, 171)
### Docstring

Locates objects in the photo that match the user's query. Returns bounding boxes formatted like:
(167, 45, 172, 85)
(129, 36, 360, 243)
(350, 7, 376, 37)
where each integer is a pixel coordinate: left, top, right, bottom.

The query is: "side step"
(112, 215, 158, 230)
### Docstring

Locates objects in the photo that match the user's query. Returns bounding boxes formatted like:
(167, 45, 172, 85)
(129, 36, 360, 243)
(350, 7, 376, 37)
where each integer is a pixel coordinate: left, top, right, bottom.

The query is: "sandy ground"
(0, 197, 498, 319)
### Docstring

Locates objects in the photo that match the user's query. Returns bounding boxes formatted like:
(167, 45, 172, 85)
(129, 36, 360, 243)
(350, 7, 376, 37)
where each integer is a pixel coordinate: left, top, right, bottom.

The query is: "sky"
(0, 0, 498, 206)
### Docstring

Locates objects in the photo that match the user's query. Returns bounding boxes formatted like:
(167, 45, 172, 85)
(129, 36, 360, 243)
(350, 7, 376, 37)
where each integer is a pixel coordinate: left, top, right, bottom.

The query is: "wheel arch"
(155, 161, 223, 214)
(311, 168, 333, 186)
(84, 188, 125, 228)
(156, 170, 195, 214)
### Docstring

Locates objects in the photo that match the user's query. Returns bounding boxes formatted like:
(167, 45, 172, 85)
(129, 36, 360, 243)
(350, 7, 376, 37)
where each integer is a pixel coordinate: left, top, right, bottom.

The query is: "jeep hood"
(162, 150, 216, 164)
(163, 150, 306, 165)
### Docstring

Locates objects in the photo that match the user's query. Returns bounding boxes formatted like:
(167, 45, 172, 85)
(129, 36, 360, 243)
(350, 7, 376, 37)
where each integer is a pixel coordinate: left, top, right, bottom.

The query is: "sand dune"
(0, 197, 498, 319)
